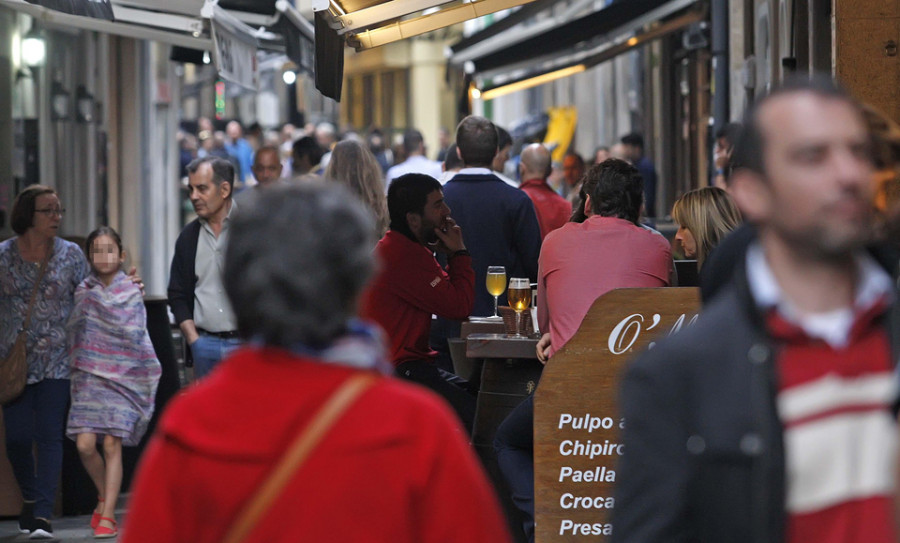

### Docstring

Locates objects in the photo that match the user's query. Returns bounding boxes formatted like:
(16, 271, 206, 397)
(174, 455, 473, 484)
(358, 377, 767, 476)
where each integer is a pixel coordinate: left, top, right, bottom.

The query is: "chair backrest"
(674, 259, 699, 287)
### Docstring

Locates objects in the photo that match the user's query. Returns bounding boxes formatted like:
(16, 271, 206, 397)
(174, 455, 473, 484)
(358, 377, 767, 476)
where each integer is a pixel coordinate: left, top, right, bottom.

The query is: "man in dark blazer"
(613, 75, 900, 543)
(441, 115, 542, 317)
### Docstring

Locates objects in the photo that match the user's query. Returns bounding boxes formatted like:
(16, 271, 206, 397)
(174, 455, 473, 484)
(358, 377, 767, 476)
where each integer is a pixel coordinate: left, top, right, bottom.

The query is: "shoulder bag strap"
(221, 372, 376, 543)
(20, 246, 51, 333)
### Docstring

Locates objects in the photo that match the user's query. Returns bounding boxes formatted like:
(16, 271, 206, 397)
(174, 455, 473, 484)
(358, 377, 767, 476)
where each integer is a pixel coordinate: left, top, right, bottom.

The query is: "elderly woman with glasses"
(0, 185, 88, 538)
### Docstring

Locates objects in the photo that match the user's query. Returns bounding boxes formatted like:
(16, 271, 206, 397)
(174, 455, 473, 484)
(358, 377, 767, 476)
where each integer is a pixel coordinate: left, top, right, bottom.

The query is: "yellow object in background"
(544, 106, 578, 163)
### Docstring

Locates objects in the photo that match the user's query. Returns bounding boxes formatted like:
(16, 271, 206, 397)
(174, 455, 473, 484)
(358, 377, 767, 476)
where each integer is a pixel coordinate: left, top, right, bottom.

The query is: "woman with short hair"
(1, 185, 89, 538)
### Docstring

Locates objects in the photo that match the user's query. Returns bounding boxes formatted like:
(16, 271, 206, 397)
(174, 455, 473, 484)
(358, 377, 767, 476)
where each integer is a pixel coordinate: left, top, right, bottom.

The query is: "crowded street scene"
(1, 0, 899, 541)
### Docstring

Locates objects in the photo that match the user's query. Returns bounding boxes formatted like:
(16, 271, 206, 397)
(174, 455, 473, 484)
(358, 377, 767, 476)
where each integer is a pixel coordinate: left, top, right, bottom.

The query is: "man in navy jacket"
(442, 116, 542, 316)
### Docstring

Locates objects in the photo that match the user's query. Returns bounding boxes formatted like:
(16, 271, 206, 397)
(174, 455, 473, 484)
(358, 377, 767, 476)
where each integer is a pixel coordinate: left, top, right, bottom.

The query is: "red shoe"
(94, 517, 117, 539)
(90, 498, 104, 530)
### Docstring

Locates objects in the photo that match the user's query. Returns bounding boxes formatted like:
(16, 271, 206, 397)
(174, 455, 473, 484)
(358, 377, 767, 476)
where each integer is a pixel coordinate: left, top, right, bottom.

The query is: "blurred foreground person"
(672, 186, 742, 268)
(123, 184, 511, 543)
(613, 75, 899, 543)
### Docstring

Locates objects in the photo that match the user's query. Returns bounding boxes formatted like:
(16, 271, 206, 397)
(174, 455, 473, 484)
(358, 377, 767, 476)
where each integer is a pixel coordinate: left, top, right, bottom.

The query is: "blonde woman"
(324, 140, 389, 236)
(672, 186, 742, 268)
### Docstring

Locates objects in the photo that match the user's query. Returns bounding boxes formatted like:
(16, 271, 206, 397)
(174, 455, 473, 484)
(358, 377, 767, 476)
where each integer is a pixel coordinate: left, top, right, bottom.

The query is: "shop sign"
(211, 18, 259, 90)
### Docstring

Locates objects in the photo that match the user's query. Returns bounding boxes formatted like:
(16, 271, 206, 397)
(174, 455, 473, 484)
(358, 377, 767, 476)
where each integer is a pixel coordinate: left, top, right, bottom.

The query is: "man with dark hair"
(168, 156, 241, 379)
(620, 132, 658, 217)
(436, 126, 452, 162)
(442, 115, 542, 316)
(360, 173, 477, 430)
(291, 136, 324, 182)
(440, 142, 464, 184)
(713, 122, 743, 189)
(225, 121, 253, 185)
(536, 158, 670, 358)
(492, 126, 518, 187)
(385, 128, 442, 188)
(494, 158, 671, 543)
(613, 75, 899, 543)
(561, 152, 585, 200)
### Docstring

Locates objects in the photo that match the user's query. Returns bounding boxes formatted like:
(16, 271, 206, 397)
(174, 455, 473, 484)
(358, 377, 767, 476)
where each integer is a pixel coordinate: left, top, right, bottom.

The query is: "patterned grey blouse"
(0, 237, 89, 384)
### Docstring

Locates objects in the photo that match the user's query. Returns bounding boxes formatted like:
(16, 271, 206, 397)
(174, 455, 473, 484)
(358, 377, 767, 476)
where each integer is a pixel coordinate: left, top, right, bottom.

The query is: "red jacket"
(360, 230, 474, 365)
(122, 348, 511, 543)
(520, 178, 571, 240)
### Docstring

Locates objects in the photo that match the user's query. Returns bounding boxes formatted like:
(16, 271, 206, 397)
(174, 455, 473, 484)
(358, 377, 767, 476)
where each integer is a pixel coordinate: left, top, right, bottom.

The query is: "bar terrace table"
(464, 324, 541, 543)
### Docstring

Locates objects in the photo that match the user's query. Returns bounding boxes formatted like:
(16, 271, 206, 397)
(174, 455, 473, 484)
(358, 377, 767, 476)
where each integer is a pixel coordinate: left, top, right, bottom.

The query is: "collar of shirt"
(402, 155, 432, 165)
(199, 198, 237, 232)
(746, 242, 894, 348)
(457, 167, 494, 176)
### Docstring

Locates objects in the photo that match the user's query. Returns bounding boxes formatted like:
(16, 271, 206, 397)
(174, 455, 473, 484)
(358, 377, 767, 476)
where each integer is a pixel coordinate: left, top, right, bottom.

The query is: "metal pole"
(711, 0, 729, 132)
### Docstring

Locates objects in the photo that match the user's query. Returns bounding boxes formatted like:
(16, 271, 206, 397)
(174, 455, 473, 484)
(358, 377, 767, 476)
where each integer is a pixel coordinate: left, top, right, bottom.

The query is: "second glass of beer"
(507, 277, 532, 338)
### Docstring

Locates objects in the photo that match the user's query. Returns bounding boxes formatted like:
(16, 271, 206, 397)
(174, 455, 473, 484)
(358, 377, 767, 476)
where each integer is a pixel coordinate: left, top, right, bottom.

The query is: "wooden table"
(465, 331, 542, 543)
(466, 333, 540, 360)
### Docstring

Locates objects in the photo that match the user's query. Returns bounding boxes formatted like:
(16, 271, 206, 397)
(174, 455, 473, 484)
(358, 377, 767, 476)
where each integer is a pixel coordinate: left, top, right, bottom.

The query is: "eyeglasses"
(35, 208, 65, 217)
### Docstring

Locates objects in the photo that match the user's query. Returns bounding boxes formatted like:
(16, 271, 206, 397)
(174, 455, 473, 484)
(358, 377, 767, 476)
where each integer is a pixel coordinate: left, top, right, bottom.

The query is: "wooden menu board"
(533, 288, 700, 542)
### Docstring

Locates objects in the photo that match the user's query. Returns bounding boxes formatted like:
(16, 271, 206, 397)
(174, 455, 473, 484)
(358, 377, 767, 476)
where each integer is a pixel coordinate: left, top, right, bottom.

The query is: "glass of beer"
(486, 266, 507, 318)
(507, 277, 532, 338)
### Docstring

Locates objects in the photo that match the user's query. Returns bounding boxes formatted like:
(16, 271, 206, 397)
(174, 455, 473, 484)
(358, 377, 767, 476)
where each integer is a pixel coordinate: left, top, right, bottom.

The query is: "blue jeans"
(190, 334, 242, 379)
(3, 379, 70, 519)
(494, 394, 535, 543)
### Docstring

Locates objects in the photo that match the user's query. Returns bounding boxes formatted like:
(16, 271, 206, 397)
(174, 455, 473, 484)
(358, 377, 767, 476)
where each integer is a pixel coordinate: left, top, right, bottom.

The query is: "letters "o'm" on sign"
(607, 313, 663, 355)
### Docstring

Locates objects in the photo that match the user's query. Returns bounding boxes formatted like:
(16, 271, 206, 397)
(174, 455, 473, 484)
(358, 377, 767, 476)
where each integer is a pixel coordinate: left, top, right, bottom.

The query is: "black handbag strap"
(20, 245, 51, 333)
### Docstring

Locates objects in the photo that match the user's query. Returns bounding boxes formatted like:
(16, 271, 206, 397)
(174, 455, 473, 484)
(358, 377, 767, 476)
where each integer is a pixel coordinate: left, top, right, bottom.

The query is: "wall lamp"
(51, 80, 70, 121)
(76, 85, 95, 123)
(21, 28, 46, 68)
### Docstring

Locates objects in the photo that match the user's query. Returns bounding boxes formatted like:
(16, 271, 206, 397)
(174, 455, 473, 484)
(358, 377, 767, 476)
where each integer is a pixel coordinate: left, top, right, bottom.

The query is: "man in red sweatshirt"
(360, 173, 477, 430)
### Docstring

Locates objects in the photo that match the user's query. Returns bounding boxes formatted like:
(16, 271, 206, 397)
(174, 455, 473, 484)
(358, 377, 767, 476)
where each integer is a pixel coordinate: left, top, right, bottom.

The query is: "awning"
(313, 0, 540, 52)
(0, 0, 315, 88)
(309, 0, 547, 100)
(451, 0, 705, 99)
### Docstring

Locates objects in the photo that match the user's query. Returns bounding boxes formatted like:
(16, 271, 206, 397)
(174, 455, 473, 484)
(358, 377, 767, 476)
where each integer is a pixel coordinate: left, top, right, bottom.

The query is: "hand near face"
(433, 217, 466, 254)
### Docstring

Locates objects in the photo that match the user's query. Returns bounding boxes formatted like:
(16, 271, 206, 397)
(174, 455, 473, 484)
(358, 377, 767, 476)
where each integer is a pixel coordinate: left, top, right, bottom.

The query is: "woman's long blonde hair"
(324, 140, 389, 236)
(672, 187, 742, 267)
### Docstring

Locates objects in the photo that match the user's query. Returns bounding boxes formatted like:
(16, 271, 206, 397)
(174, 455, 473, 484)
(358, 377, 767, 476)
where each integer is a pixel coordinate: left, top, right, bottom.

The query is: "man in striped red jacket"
(612, 74, 899, 543)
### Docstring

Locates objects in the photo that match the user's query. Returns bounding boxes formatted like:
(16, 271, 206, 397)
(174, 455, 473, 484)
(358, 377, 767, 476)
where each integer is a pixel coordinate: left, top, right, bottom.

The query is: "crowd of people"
(3, 72, 900, 542)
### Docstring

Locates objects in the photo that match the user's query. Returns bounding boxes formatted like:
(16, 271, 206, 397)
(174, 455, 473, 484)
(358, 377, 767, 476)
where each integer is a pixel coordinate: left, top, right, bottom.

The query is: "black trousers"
(395, 359, 476, 432)
(494, 394, 535, 543)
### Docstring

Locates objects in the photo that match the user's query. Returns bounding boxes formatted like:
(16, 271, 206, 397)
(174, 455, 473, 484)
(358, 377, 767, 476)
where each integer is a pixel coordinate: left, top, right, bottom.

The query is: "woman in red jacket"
(122, 184, 512, 543)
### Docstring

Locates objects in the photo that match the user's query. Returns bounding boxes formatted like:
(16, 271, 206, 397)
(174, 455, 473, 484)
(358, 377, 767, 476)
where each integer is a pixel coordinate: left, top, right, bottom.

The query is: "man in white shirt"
(386, 129, 443, 189)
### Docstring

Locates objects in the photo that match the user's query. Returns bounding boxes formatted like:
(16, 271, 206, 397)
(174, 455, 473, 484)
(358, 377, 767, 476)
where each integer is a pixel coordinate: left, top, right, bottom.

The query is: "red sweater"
(520, 178, 571, 240)
(360, 230, 474, 365)
(767, 302, 897, 543)
(122, 348, 511, 543)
